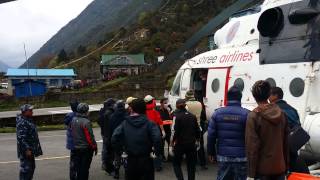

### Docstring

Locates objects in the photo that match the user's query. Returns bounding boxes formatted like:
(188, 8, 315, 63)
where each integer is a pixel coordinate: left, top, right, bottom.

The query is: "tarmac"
(0, 104, 103, 119)
(0, 128, 218, 180)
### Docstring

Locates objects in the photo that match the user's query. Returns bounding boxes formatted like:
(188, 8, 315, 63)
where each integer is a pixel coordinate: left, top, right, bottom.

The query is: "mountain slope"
(0, 61, 10, 73)
(22, 0, 162, 68)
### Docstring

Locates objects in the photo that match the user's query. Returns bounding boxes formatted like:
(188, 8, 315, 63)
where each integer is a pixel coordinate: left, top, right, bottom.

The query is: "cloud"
(0, 0, 93, 67)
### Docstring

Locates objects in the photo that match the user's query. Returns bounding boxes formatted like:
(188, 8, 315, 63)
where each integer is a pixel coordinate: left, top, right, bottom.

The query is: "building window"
(289, 78, 305, 97)
(211, 78, 220, 93)
(234, 78, 244, 92)
(49, 79, 59, 87)
(266, 78, 276, 87)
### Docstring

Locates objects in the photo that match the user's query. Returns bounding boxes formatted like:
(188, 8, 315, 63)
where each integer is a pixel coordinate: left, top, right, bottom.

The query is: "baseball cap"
(126, 97, 137, 105)
(144, 95, 154, 103)
(20, 104, 34, 112)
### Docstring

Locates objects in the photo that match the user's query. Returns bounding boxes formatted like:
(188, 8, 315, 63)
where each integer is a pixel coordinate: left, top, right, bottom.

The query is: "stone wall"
(46, 87, 167, 102)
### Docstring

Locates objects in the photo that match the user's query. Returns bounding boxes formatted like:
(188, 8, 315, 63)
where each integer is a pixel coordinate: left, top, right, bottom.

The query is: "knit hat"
(77, 103, 89, 114)
(185, 90, 195, 100)
(114, 100, 125, 111)
(104, 98, 116, 108)
(227, 86, 242, 101)
(144, 95, 154, 103)
(131, 98, 146, 114)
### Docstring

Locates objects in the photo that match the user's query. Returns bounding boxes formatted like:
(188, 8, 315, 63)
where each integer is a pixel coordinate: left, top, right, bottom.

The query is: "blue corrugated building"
(14, 80, 46, 98)
(5, 68, 76, 97)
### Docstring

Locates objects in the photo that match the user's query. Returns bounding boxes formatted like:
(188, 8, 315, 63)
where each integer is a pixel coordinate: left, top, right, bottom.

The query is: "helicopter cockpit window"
(171, 71, 183, 96)
(289, 78, 305, 97)
(266, 78, 276, 87)
(234, 78, 245, 92)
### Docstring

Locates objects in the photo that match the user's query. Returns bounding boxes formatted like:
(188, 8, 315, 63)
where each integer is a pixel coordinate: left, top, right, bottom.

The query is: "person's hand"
(195, 141, 200, 151)
(169, 146, 174, 157)
(162, 131, 166, 139)
(94, 147, 98, 156)
(26, 149, 33, 159)
(208, 155, 216, 163)
(246, 177, 254, 180)
(150, 152, 157, 159)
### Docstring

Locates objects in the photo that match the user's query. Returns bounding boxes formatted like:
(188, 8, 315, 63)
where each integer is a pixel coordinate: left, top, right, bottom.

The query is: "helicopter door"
(204, 67, 231, 118)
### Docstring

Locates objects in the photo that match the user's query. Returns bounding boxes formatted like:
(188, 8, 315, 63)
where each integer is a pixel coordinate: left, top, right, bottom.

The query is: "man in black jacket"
(112, 98, 161, 180)
(108, 100, 127, 179)
(98, 98, 115, 173)
(171, 99, 201, 180)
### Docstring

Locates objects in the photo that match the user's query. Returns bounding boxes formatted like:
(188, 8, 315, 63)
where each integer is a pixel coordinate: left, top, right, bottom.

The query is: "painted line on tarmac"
(0, 135, 66, 141)
(0, 153, 102, 165)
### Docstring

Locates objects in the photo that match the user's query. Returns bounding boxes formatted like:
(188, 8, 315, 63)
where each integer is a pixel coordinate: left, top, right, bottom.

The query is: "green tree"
(77, 45, 87, 56)
(57, 49, 68, 63)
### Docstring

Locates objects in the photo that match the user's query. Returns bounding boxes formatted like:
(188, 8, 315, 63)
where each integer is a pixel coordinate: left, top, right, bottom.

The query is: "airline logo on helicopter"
(189, 50, 255, 65)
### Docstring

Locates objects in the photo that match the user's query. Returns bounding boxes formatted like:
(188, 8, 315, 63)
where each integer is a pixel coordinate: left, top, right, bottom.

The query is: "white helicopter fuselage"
(168, 0, 320, 161)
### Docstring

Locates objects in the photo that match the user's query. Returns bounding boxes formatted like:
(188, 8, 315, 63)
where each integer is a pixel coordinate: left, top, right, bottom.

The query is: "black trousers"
(162, 127, 172, 160)
(197, 132, 207, 167)
(71, 149, 93, 180)
(126, 156, 154, 180)
(173, 143, 197, 180)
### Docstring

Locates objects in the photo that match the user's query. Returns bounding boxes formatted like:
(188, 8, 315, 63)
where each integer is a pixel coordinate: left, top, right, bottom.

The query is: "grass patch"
(167, 75, 176, 89)
(0, 122, 99, 133)
(98, 77, 127, 90)
(0, 101, 20, 112)
(67, 77, 128, 93)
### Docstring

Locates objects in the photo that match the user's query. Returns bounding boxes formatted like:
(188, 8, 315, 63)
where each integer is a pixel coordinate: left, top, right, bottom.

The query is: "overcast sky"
(0, 0, 94, 68)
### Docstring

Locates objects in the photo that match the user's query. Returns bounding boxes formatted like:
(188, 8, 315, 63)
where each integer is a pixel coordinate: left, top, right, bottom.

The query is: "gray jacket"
(71, 114, 97, 150)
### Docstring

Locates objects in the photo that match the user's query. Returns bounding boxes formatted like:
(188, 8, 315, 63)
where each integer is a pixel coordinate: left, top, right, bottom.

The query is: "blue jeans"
(217, 162, 247, 180)
(20, 157, 35, 180)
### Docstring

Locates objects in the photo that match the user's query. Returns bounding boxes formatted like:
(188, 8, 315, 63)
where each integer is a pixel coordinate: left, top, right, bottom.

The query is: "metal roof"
(6, 68, 76, 77)
(101, 54, 145, 66)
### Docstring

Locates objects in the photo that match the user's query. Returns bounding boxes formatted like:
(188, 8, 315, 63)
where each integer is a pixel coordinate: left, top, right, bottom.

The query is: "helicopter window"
(171, 71, 182, 96)
(289, 78, 305, 97)
(211, 78, 220, 93)
(234, 78, 244, 92)
(266, 78, 276, 87)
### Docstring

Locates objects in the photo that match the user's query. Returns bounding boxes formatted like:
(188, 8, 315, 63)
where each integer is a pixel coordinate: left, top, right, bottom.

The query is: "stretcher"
(162, 120, 173, 125)
(288, 173, 320, 180)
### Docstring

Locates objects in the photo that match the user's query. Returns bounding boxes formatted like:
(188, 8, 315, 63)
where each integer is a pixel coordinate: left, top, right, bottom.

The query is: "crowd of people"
(15, 80, 310, 180)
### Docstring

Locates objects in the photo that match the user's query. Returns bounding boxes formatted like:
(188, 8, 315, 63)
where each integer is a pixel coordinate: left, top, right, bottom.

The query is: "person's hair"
(252, 80, 271, 102)
(227, 86, 242, 101)
(131, 98, 146, 114)
(70, 100, 79, 112)
(270, 87, 284, 99)
(160, 98, 168, 104)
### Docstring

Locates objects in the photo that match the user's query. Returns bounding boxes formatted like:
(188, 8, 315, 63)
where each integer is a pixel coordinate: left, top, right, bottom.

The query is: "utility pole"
(24, 43, 32, 103)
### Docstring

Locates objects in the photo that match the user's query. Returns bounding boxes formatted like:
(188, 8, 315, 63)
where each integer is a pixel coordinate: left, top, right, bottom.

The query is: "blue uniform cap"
(20, 104, 34, 112)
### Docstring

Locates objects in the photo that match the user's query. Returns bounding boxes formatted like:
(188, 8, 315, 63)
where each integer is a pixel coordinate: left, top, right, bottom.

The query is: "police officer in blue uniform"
(16, 104, 43, 180)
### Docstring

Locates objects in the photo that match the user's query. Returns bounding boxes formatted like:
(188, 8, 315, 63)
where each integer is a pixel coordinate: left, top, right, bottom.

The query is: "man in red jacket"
(144, 95, 165, 171)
